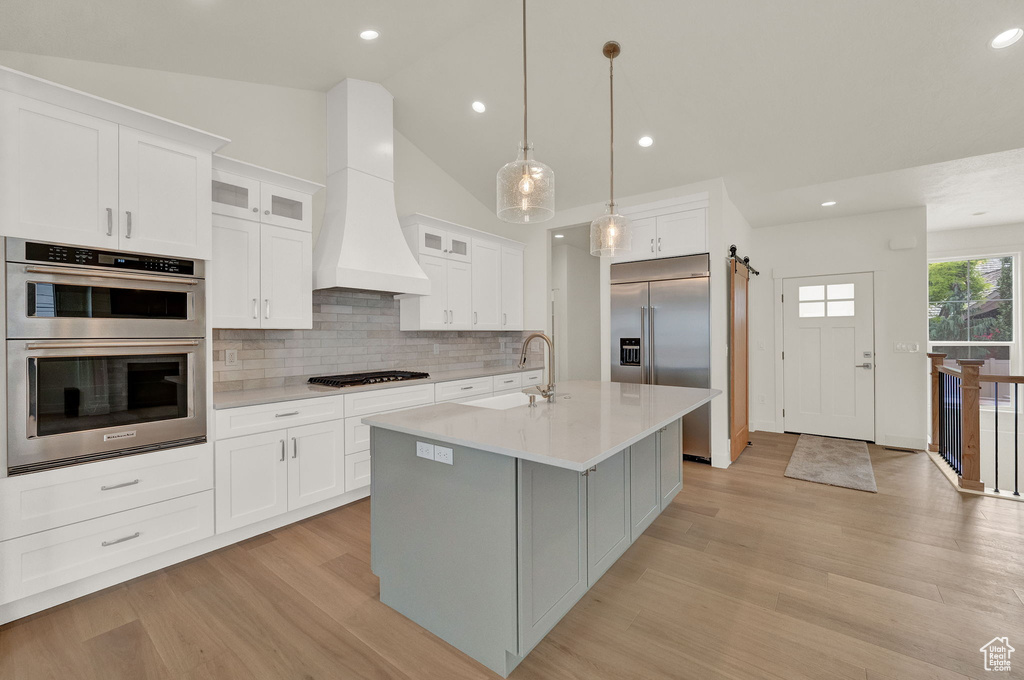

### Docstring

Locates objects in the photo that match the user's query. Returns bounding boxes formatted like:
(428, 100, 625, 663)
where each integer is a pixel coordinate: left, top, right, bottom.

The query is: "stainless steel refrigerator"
(610, 254, 711, 459)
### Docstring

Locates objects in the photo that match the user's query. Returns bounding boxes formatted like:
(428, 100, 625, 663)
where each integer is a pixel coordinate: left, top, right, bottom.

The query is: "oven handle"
(24, 265, 199, 286)
(24, 339, 201, 350)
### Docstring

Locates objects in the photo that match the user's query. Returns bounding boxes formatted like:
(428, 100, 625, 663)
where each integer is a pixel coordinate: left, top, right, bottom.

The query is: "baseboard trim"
(881, 434, 927, 451)
(0, 486, 370, 625)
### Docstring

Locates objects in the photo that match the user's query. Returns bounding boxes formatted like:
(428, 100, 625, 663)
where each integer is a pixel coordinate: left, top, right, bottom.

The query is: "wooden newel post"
(956, 359, 986, 492)
(926, 353, 946, 453)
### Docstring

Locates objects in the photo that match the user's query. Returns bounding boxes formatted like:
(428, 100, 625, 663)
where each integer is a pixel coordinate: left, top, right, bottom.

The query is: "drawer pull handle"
(101, 479, 140, 491)
(275, 411, 299, 418)
(461, 386, 474, 391)
(102, 532, 141, 547)
(503, 380, 515, 384)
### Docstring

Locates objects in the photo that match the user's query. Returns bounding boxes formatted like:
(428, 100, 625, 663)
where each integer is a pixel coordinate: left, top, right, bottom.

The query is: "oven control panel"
(24, 242, 196, 276)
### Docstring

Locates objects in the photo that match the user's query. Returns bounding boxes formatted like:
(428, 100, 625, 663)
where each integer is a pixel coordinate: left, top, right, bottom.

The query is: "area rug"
(784, 434, 878, 493)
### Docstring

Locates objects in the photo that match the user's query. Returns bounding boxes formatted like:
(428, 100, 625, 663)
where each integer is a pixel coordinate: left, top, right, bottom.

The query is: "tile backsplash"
(213, 289, 544, 392)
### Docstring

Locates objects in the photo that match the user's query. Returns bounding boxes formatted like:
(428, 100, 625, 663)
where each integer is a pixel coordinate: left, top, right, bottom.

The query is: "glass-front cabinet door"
(212, 169, 261, 221)
(260, 182, 312, 232)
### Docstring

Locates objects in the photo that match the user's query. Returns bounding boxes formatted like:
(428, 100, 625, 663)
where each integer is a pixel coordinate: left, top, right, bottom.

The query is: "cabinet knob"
(265, 210, 270, 215)
(252, 207, 259, 213)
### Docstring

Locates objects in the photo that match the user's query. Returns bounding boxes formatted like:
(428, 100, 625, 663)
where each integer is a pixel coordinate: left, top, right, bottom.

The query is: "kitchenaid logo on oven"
(103, 430, 137, 442)
(980, 637, 1014, 672)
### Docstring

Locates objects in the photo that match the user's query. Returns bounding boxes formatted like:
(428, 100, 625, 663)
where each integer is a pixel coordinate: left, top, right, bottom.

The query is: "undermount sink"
(464, 392, 534, 410)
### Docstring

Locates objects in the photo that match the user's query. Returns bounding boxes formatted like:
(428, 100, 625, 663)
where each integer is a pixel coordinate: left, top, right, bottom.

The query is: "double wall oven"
(6, 239, 207, 475)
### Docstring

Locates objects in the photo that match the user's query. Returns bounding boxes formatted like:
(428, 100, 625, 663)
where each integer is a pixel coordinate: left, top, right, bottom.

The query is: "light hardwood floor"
(3, 431, 1023, 679)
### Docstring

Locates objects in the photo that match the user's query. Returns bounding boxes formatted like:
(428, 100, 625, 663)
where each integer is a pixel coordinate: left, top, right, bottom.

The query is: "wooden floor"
(3, 431, 1024, 679)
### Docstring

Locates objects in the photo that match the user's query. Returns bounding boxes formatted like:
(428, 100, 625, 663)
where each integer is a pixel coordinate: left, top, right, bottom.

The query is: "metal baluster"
(957, 376, 962, 475)
(994, 382, 1000, 493)
(938, 372, 945, 463)
(1015, 384, 1020, 497)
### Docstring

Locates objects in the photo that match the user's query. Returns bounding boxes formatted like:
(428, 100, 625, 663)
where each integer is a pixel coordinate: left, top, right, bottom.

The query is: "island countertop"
(362, 380, 719, 472)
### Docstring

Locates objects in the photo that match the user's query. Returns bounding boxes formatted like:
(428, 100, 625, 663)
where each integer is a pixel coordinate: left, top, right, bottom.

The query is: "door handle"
(650, 238, 654, 253)
(280, 440, 286, 462)
(855, 363, 873, 369)
(106, 207, 113, 236)
(24, 265, 199, 286)
(649, 306, 656, 383)
(658, 237, 662, 252)
(473, 311, 478, 324)
(264, 299, 270, 319)
(252, 298, 258, 319)
(291, 437, 298, 459)
(125, 210, 132, 238)
(640, 306, 648, 385)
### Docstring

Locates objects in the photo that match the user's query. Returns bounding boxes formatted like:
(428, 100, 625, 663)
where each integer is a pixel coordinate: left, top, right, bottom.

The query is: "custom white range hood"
(313, 79, 430, 295)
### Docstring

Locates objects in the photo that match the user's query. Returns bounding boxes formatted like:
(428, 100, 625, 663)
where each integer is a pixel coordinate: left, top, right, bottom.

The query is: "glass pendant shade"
(590, 204, 632, 257)
(497, 143, 554, 224)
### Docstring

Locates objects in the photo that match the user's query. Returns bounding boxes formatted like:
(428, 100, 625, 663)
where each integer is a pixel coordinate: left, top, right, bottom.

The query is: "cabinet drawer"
(493, 373, 523, 391)
(345, 451, 371, 492)
(0, 491, 214, 604)
(436, 376, 494, 402)
(343, 383, 435, 418)
(344, 416, 372, 454)
(0, 444, 213, 541)
(522, 370, 544, 387)
(215, 396, 344, 440)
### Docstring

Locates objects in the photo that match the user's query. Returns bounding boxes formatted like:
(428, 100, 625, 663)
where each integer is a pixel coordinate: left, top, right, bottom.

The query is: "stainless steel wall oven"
(6, 239, 207, 474)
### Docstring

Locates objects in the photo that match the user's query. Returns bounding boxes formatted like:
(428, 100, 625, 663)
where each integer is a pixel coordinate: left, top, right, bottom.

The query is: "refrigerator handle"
(649, 305, 656, 384)
(640, 306, 648, 384)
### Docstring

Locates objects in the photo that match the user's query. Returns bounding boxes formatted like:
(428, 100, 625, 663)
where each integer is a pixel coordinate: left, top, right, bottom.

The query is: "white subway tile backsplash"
(213, 289, 543, 392)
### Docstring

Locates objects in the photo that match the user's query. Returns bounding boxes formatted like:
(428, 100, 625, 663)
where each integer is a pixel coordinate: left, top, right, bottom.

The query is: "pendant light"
(590, 41, 632, 257)
(496, 0, 554, 223)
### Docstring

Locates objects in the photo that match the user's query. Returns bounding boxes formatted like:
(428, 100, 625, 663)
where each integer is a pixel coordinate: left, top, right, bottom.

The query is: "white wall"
(550, 243, 601, 381)
(748, 207, 929, 450)
(0, 51, 549, 331)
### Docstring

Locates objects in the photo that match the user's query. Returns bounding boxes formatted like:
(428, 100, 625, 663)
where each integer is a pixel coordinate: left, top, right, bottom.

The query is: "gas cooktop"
(308, 370, 430, 388)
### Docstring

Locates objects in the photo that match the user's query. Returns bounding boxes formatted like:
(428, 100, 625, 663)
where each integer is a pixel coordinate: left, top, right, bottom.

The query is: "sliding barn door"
(729, 260, 750, 460)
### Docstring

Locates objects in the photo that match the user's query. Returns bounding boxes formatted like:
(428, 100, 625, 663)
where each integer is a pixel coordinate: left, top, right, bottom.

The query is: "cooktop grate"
(307, 370, 430, 388)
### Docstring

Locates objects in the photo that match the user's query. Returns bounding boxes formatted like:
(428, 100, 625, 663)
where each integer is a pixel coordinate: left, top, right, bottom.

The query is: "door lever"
(855, 363, 873, 369)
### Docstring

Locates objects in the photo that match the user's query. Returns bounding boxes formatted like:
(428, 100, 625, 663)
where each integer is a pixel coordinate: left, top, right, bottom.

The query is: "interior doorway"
(782, 272, 876, 441)
(550, 225, 601, 381)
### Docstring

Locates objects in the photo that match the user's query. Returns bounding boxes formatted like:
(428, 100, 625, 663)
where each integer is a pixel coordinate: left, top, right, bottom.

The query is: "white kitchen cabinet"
(400, 214, 526, 332)
(655, 210, 707, 258)
(118, 127, 212, 259)
(659, 419, 683, 510)
(215, 431, 290, 533)
(0, 78, 226, 258)
(609, 200, 708, 264)
(586, 450, 631, 587)
(500, 245, 525, 330)
(345, 451, 372, 493)
(212, 169, 261, 221)
(260, 182, 312, 232)
(211, 218, 312, 330)
(287, 420, 346, 510)
(260, 225, 313, 329)
(0, 93, 119, 249)
(447, 259, 473, 330)
(472, 240, 502, 330)
(211, 216, 261, 328)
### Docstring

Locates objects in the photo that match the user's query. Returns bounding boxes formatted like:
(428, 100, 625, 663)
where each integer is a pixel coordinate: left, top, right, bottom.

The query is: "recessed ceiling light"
(472, 101, 486, 113)
(991, 28, 1023, 49)
(821, 201, 837, 207)
(554, 234, 564, 238)
(360, 29, 379, 41)
(638, 136, 654, 148)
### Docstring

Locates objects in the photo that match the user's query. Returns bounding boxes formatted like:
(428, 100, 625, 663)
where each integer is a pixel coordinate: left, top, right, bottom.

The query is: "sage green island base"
(366, 381, 716, 677)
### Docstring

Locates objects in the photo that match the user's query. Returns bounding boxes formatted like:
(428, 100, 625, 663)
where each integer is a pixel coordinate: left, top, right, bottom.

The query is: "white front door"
(783, 273, 875, 441)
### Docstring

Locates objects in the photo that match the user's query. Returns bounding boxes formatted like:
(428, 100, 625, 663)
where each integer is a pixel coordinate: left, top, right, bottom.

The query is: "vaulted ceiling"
(5, 0, 1024, 229)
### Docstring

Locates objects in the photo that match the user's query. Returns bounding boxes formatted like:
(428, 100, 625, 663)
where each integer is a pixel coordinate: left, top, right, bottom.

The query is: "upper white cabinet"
(399, 214, 526, 332)
(210, 156, 322, 330)
(0, 69, 228, 258)
(212, 161, 315, 234)
(609, 196, 709, 264)
(500, 245, 524, 330)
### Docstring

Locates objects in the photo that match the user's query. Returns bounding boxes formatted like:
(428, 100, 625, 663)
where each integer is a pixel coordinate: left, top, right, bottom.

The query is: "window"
(799, 283, 855, 318)
(928, 256, 1016, 403)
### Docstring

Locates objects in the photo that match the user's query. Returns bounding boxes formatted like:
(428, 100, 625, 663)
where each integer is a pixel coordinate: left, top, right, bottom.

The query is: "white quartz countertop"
(212, 365, 544, 410)
(362, 380, 720, 472)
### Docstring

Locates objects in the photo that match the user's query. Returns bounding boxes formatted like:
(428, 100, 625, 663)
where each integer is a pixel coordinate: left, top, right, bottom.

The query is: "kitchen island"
(363, 380, 719, 677)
